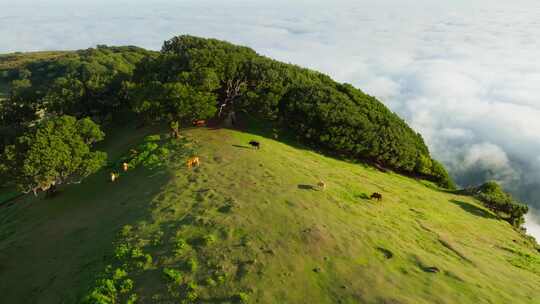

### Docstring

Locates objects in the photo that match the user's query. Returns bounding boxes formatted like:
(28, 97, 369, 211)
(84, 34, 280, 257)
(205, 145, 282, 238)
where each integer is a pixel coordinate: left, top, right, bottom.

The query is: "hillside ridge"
(1, 123, 539, 303)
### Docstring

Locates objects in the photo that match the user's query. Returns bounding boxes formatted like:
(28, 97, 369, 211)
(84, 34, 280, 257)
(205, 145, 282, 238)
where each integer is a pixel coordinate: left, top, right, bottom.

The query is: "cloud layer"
(2, 0, 540, 239)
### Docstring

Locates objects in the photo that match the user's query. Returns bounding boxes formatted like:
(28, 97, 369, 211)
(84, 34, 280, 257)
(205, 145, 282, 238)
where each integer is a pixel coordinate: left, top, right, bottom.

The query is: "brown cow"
(370, 192, 382, 201)
(186, 157, 200, 169)
(193, 120, 206, 127)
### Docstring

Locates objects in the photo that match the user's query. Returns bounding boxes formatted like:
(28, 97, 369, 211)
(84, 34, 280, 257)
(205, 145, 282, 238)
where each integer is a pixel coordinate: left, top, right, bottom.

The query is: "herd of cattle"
(110, 121, 383, 201)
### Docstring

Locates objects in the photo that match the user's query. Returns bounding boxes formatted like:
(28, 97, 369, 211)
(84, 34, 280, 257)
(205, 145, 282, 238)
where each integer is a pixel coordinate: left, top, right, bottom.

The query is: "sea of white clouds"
(2, 0, 540, 239)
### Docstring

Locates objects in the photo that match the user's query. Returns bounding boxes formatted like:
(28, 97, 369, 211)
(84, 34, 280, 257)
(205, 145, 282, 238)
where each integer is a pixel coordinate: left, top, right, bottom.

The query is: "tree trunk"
(219, 79, 245, 117)
(170, 121, 180, 139)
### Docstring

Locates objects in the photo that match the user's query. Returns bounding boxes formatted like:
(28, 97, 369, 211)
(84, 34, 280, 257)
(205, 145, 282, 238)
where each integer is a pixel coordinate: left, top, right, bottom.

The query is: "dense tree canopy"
(0, 36, 456, 189)
(130, 35, 455, 188)
(0, 115, 107, 195)
(0, 46, 155, 128)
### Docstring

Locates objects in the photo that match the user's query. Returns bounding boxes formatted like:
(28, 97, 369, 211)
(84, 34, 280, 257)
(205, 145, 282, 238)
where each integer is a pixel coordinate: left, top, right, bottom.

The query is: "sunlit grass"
(1, 123, 539, 303)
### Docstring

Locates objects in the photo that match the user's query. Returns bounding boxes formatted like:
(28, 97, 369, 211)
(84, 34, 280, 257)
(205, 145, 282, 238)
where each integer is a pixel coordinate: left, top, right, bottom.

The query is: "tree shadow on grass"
(298, 184, 315, 190)
(449, 199, 497, 220)
(356, 193, 370, 200)
(232, 144, 251, 149)
(198, 296, 236, 304)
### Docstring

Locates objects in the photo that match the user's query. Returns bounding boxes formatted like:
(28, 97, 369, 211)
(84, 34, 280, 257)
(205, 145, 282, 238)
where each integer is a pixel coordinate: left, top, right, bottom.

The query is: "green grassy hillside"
(0, 51, 72, 70)
(0, 123, 539, 303)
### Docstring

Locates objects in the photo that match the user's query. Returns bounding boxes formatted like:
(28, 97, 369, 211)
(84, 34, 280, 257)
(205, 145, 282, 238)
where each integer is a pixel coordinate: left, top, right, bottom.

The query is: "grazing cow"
(186, 157, 200, 169)
(249, 140, 261, 149)
(193, 120, 206, 127)
(122, 162, 129, 172)
(317, 181, 326, 190)
(110, 172, 120, 182)
(370, 192, 382, 201)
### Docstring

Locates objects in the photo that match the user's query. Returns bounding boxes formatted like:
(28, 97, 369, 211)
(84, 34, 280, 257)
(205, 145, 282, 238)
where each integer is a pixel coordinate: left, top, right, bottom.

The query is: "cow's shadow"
(298, 184, 315, 190)
(232, 144, 251, 149)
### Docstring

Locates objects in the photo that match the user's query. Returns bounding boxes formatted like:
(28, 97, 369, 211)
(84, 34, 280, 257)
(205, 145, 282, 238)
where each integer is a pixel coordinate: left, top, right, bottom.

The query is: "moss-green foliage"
(468, 181, 529, 227)
(0, 115, 107, 195)
(125, 135, 168, 169)
(114, 134, 192, 172)
(132, 35, 454, 188)
(233, 292, 250, 303)
(82, 253, 140, 303)
(0, 46, 156, 129)
(163, 268, 183, 284)
(0, 38, 455, 189)
(127, 80, 217, 126)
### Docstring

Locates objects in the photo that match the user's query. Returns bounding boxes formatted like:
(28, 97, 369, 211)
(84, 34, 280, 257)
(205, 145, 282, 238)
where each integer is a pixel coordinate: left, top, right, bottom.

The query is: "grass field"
(0, 51, 71, 70)
(0, 122, 539, 303)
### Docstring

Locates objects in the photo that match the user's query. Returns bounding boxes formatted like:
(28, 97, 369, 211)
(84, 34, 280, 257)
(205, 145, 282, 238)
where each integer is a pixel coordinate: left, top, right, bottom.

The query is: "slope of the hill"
(1, 123, 539, 304)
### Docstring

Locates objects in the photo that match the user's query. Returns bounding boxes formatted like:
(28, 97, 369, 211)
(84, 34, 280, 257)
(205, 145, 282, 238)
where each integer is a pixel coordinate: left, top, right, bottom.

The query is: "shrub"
(175, 238, 189, 255)
(205, 277, 217, 286)
(126, 294, 138, 304)
(233, 292, 250, 303)
(216, 274, 226, 284)
(203, 234, 217, 245)
(151, 230, 164, 246)
(430, 159, 456, 190)
(470, 181, 528, 227)
(82, 279, 117, 304)
(115, 243, 131, 260)
(119, 279, 134, 294)
(163, 268, 183, 284)
(186, 290, 198, 302)
(112, 268, 128, 281)
(187, 257, 198, 272)
(131, 247, 144, 259)
(123, 135, 173, 170)
(120, 225, 133, 237)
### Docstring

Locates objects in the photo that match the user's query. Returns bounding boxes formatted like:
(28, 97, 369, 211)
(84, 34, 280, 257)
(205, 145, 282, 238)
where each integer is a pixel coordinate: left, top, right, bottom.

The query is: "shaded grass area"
(1, 122, 540, 303)
(0, 189, 22, 206)
(0, 81, 8, 100)
(0, 123, 172, 303)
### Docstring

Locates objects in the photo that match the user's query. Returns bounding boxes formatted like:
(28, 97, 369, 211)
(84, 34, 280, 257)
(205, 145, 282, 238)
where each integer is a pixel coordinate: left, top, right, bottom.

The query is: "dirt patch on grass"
(301, 225, 335, 256)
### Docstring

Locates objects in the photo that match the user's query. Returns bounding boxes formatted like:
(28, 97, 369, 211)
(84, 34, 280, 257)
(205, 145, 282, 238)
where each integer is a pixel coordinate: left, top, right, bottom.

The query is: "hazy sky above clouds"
(2, 0, 540, 238)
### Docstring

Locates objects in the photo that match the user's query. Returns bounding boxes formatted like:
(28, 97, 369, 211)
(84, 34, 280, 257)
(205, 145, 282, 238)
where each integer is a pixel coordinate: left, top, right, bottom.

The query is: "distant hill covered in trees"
(0, 36, 456, 189)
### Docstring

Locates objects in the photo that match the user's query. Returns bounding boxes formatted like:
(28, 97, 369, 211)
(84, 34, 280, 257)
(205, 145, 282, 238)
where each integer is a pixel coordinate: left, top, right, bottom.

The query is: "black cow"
(249, 140, 261, 149)
(370, 192, 382, 201)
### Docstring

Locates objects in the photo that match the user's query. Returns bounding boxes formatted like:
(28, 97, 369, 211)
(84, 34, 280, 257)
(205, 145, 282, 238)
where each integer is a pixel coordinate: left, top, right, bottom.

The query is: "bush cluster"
(468, 181, 528, 227)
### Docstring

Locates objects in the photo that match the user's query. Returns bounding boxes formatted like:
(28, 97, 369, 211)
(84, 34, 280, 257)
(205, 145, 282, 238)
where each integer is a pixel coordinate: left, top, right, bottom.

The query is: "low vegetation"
(465, 181, 529, 228)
